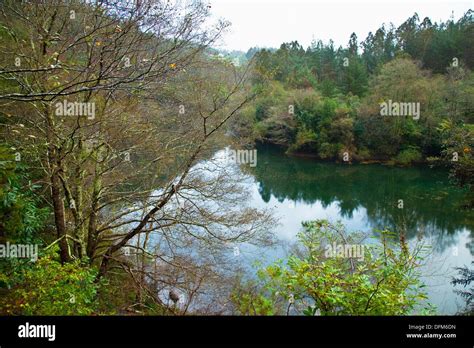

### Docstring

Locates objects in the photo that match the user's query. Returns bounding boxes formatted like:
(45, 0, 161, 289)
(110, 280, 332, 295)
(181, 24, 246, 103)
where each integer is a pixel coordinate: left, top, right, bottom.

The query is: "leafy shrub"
(394, 147, 423, 165)
(288, 128, 317, 153)
(232, 220, 432, 315)
(1, 247, 100, 315)
(319, 142, 341, 159)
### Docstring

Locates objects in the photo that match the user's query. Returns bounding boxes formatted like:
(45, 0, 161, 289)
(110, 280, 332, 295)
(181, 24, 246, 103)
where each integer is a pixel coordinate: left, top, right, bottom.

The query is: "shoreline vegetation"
(258, 141, 433, 166)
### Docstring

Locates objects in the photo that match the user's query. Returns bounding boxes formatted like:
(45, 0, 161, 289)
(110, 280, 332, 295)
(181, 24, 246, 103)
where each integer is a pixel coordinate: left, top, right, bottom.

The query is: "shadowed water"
(239, 144, 473, 314)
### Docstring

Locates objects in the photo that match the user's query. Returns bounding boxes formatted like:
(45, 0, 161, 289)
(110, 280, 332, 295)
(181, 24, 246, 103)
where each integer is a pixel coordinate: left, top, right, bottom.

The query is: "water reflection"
(248, 144, 473, 254)
(241, 144, 473, 314)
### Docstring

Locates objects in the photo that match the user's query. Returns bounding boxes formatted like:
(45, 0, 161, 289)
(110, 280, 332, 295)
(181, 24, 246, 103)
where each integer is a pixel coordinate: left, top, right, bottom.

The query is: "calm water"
(234, 144, 473, 314)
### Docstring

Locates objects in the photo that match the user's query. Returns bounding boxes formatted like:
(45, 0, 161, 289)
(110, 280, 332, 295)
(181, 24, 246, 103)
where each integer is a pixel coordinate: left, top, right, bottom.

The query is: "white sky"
(208, 0, 473, 51)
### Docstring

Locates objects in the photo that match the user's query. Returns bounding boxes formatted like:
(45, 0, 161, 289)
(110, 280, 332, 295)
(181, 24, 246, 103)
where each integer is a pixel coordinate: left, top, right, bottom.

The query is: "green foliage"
(253, 11, 473, 97)
(0, 145, 48, 243)
(231, 279, 276, 315)
(232, 220, 432, 315)
(0, 247, 100, 315)
(356, 58, 444, 159)
(436, 120, 474, 207)
(343, 57, 368, 96)
(249, 54, 472, 166)
(394, 146, 423, 165)
(0, 145, 102, 316)
(318, 142, 342, 160)
(248, 12, 473, 168)
(245, 82, 298, 146)
(289, 128, 318, 153)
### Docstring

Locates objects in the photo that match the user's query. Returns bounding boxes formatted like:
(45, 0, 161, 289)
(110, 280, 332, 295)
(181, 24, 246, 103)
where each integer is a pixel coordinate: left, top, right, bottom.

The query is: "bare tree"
(0, 0, 275, 313)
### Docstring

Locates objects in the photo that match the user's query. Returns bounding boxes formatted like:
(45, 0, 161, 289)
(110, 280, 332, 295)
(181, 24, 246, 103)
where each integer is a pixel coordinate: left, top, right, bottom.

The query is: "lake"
(225, 144, 474, 315)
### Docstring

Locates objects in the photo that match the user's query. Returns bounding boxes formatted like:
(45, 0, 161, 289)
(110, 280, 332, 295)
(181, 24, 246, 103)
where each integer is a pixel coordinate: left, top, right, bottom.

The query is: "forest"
(234, 12, 473, 166)
(0, 0, 472, 316)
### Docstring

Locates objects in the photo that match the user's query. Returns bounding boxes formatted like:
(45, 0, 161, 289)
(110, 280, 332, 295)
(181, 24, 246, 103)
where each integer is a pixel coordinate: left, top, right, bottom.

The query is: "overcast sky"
(208, 0, 472, 51)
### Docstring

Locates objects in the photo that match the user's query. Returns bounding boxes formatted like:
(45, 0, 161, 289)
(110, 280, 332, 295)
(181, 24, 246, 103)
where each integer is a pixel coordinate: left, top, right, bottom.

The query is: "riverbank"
(256, 141, 437, 167)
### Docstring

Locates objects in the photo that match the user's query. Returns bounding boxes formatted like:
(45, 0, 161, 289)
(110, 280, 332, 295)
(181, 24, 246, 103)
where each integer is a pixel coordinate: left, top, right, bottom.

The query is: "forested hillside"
(233, 12, 473, 169)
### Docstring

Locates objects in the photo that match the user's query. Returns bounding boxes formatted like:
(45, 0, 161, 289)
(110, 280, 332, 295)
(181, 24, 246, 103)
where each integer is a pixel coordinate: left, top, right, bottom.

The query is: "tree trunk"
(51, 168, 71, 263)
